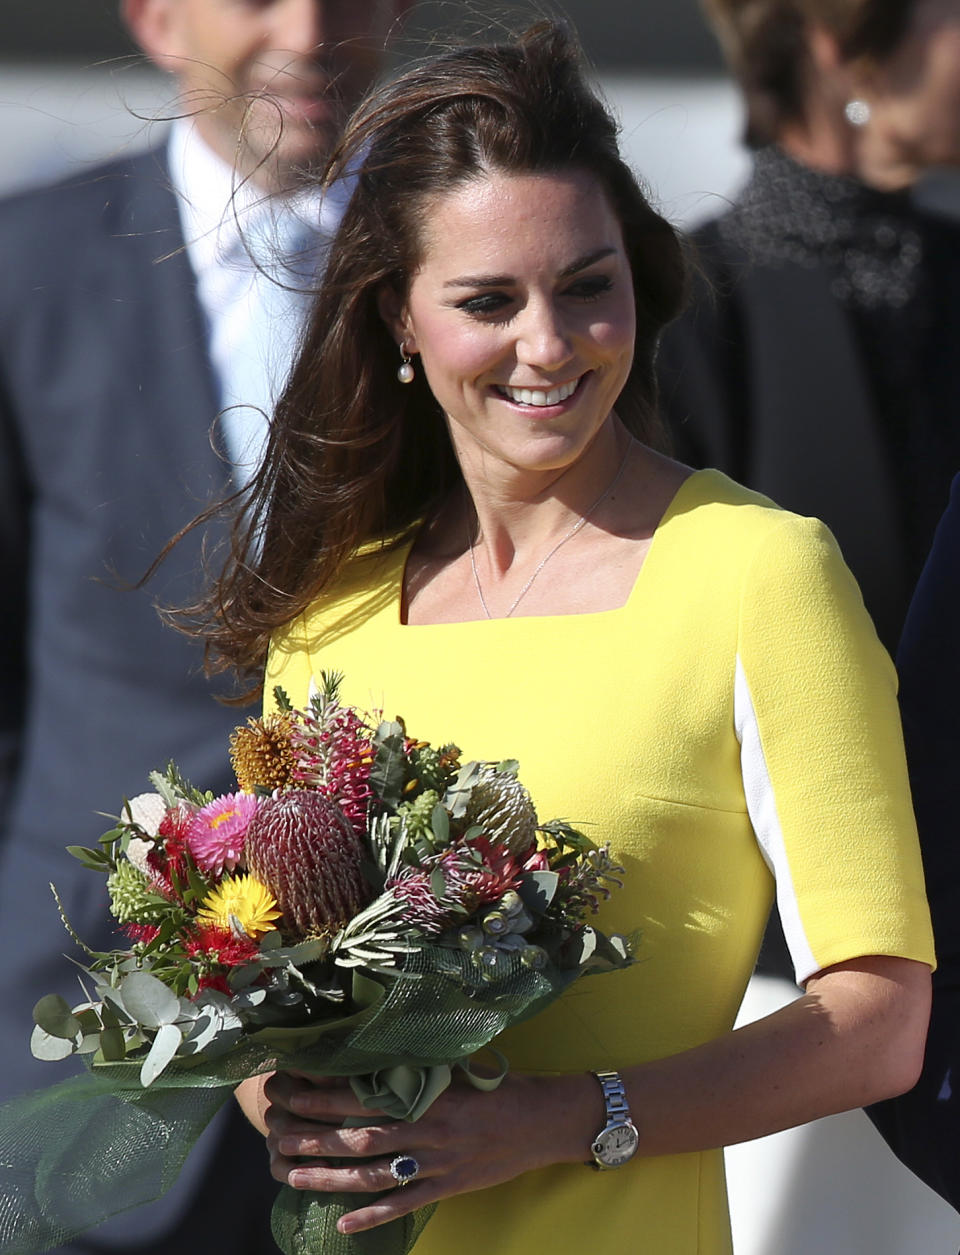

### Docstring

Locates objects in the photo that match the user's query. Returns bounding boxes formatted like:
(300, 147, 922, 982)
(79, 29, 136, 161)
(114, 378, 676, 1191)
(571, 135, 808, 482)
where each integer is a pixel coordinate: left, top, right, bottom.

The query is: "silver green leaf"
(140, 1022, 183, 1086)
(119, 972, 181, 1028)
(33, 993, 82, 1040)
(30, 1024, 76, 1061)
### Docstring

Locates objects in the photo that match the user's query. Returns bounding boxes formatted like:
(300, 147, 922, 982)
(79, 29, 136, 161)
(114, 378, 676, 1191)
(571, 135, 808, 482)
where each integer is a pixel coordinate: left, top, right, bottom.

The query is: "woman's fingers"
(267, 1111, 407, 1160)
(271, 1150, 430, 1195)
(264, 1071, 367, 1122)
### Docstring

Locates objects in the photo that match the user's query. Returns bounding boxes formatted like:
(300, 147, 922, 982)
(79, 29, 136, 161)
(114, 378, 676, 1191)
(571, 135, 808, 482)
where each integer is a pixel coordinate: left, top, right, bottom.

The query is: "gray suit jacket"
(0, 148, 277, 1251)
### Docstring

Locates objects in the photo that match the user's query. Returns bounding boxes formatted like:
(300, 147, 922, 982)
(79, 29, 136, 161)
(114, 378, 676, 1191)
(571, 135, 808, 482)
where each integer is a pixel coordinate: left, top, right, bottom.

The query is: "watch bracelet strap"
(588, 1069, 638, 1169)
(594, 1069, 631, 1126)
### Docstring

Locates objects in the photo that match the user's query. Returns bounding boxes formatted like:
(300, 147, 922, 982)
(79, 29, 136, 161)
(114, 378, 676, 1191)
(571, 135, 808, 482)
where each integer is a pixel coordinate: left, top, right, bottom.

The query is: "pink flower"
(186, 793, 259, 875)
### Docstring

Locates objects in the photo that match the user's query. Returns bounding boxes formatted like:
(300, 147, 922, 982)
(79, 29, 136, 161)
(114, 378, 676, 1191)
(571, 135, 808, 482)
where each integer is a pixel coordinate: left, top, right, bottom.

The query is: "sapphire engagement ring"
(389, 1154, 421, 1187)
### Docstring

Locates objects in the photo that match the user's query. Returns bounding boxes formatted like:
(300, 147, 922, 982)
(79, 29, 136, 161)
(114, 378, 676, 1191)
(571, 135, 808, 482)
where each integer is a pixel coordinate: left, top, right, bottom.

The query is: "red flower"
(185, 924, 259, 967)
(122, 923, 161, 944)
(150, 803, 194, 896)
(196, 973, 232, 996)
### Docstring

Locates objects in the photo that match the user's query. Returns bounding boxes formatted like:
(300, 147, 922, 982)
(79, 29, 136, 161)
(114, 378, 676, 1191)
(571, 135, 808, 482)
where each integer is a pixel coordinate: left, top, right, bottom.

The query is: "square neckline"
(396, 468, 708, 628)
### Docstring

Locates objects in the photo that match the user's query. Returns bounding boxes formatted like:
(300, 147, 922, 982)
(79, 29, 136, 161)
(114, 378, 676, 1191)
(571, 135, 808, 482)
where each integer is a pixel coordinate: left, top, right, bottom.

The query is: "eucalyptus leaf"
(98, 1026, 127, 1061)
(139, 1022, 183, 1086)
(30, 1025, 76, 1061)
(33, 994, 82, 1040)
(120, 971, 181, 1028)
(518, 870, 559, 914)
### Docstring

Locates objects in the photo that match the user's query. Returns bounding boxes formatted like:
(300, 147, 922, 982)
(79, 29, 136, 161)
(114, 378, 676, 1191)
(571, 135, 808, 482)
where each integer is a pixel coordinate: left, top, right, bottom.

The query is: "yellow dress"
(265, 469, 934, 1254)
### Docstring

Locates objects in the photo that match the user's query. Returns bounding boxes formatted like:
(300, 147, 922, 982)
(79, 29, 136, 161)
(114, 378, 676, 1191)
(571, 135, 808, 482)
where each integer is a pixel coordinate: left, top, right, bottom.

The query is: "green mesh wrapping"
(0, 943, 595, 1255)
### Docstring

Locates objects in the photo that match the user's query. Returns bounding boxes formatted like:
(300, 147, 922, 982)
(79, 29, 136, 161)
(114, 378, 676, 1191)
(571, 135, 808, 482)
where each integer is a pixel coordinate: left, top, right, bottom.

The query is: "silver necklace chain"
(467, 439, 633, 620)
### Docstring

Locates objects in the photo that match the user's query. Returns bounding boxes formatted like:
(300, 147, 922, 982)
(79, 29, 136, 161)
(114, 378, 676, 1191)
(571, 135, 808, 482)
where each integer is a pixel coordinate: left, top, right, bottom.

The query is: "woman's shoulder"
(666, 467, 836, 556)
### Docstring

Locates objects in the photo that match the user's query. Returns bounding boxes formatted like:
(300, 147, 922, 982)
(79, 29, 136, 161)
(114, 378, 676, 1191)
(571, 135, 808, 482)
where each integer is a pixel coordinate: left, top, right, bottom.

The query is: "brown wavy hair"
(178, 20, 687, 692)
(702, 0, 915, 146)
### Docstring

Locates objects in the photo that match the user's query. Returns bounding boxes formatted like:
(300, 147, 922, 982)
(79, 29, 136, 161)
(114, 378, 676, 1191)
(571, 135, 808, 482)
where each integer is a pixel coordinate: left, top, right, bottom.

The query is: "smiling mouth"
(496, 376, 583, 407)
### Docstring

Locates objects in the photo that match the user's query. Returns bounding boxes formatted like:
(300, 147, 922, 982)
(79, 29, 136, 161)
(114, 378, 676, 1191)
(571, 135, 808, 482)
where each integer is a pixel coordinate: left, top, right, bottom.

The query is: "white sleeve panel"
(734, 654, 817, 984)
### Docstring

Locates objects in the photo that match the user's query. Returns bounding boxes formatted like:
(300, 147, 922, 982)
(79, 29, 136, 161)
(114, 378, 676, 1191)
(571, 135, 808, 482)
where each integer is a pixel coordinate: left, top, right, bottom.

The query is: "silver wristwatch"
(590, 1070, 639, 1169)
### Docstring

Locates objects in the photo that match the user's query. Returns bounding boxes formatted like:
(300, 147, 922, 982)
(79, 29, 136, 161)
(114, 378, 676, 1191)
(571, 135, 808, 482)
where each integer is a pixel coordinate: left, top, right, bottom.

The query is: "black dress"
(658, 145, 960, 980)
(659, 145, 960, 657)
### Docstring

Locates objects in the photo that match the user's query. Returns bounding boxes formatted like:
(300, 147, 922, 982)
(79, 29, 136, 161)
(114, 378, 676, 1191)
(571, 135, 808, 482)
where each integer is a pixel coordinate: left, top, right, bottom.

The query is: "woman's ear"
(377, 286, 417, 353)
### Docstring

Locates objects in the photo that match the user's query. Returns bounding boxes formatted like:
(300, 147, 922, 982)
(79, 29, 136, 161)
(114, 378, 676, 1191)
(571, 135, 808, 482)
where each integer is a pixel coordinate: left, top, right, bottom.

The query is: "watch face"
(592, 1120, 639, 1167)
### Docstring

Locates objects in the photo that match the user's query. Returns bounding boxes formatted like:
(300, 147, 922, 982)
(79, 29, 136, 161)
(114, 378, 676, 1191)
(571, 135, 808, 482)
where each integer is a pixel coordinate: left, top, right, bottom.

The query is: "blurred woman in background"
(658, 2, 960, 1249)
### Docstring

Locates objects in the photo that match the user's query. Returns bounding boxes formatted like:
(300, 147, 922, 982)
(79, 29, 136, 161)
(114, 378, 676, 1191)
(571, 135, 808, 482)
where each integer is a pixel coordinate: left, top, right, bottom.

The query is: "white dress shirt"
(166, 118, 348, 484)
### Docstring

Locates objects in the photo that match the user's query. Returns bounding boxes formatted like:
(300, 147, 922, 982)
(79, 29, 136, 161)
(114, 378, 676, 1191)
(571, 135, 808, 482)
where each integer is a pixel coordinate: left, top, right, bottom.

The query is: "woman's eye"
(456, 292, 513, 317)
(566, 274, 614, 301)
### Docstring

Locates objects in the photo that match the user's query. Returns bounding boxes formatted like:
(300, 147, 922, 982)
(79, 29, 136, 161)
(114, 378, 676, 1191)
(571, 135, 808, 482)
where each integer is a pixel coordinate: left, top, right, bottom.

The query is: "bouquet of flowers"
(0, 673, 633, 1255)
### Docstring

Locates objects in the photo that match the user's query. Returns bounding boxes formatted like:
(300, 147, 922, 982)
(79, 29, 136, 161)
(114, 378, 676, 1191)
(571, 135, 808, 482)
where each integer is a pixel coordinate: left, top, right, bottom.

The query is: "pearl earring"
(844, 98, 871, 127)
(397, 341, 415, 384)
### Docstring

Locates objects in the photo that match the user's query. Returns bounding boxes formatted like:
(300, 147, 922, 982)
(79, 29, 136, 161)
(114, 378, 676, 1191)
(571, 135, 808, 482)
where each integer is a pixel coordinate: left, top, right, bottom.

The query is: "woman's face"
(392, 168, 636, 480)
(863, 0, 960, 173)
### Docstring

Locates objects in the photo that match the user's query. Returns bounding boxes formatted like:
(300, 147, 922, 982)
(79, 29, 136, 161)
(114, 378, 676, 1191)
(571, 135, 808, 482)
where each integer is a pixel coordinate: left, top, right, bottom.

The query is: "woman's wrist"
(519, 1071, 614, 1167)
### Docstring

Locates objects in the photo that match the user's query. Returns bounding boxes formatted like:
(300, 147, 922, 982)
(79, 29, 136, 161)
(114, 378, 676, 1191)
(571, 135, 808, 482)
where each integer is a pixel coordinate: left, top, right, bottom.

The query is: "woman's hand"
(262, 1068, 595, 1235)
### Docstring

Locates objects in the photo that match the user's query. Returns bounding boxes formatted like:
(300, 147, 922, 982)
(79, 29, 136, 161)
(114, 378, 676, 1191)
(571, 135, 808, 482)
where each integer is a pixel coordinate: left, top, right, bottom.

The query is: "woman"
(194, 23, 934, 1254)
(659, 0, 960, 657)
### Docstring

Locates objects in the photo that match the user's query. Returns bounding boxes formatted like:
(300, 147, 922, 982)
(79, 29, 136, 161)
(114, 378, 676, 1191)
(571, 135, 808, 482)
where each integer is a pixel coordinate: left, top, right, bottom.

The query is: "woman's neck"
(453, 422, 634, 580)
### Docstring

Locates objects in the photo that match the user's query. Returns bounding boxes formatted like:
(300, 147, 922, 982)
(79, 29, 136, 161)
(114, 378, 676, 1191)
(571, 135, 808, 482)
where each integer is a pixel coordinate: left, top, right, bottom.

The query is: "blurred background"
(0, 0, 749, 227)
(6, 3, 960, 1252)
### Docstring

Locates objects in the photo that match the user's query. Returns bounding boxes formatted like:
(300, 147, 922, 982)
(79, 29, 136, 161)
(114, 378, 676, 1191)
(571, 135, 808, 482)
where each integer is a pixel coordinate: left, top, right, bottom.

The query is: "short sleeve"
(734, 514, 934, 983)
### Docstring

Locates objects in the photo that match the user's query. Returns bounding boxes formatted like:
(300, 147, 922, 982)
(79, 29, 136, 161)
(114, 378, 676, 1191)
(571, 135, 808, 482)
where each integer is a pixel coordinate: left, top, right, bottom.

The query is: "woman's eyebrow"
(443, 247, 617, 290)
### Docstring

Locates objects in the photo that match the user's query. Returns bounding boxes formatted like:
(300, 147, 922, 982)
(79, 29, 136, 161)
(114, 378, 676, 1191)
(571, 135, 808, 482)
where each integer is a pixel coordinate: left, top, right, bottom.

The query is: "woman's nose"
(515, 301, 574, 370)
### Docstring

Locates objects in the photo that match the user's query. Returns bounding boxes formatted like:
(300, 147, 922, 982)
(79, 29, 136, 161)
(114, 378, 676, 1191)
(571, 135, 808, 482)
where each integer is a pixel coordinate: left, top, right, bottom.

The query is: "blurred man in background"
(0, 2, 409, 1251)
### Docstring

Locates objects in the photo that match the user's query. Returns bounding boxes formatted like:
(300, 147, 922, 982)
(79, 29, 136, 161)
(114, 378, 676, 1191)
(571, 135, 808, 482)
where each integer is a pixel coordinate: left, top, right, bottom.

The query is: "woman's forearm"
(547, 954, 932, 1166)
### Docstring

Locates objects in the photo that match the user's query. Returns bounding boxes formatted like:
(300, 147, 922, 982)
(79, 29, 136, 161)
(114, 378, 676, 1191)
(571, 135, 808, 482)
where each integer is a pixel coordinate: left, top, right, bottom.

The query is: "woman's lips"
(494, 374, 586, 408)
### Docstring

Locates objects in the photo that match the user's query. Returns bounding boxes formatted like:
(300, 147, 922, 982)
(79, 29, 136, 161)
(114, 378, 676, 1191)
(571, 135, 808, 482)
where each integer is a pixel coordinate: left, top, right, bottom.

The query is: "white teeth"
(500, 378, 580, 407)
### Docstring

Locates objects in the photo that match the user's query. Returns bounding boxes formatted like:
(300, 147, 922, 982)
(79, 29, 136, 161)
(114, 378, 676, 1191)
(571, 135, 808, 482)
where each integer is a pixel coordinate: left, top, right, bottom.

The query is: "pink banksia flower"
(186, 793, 259, 876)
(389, 836, 527, 933)
(289, 694, 375, 838)
(388, 866, 458, 934)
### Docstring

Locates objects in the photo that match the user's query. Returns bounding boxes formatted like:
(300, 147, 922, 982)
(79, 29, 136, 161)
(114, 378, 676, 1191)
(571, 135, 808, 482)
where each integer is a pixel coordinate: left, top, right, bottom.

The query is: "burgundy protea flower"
(244, 789, 373, 937)
(289, 699, 375, 838)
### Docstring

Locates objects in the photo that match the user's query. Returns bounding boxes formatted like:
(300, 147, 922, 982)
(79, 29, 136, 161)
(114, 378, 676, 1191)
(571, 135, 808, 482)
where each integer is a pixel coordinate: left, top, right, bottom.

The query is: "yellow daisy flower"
(197, 873, 282, 940)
